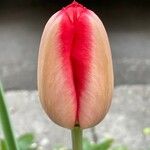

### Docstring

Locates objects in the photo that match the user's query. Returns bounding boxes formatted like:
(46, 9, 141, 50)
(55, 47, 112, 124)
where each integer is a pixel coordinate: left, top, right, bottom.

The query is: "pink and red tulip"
(38, 1, 114, 129)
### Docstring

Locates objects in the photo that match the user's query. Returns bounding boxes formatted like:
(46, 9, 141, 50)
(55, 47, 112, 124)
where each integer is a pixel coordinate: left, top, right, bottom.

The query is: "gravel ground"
(0, 85, 150, 150)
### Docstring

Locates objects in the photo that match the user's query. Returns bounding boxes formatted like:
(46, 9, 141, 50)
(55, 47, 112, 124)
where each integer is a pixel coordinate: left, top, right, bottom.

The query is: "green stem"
(0, 82, 19, 150)
(71, 125, 83, 150)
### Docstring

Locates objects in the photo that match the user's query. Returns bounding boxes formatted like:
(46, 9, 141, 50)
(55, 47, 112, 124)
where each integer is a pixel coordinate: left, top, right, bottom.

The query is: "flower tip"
(65, 1, 84, 9)
(61, 1, 87, 23)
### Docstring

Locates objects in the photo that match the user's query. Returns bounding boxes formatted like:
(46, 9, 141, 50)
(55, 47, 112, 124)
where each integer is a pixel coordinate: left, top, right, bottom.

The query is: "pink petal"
(59, 1, 92, 122)
(38, 1, 114, 129)
(38, 11, 76, 128)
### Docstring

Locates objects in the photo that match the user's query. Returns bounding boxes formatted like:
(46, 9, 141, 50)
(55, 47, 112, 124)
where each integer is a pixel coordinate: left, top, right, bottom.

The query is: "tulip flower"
(38, 1, 114, 130)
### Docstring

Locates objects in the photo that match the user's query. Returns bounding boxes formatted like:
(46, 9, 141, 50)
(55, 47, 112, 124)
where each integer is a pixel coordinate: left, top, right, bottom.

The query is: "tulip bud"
(38, 1, 114, 129)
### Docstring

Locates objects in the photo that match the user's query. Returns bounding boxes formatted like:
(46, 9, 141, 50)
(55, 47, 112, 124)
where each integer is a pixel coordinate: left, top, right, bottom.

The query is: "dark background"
(0, 0, 150, 90)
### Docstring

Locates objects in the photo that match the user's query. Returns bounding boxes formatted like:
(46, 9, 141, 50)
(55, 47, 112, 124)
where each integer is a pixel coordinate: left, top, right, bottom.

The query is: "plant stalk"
(0, 82, 19, 150)
(71, 125, 83, 150)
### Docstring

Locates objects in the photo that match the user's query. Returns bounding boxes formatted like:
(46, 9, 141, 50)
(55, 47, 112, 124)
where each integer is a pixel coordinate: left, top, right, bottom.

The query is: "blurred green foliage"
(143, 127, 150, 136)
(0, 82, 38, 150)
(52, 138, 129, 150)
(0, 133, 37, 150)
(0, 132, 130, 150)
(83, 138, 113, 150)
(0, 82, 19, 150)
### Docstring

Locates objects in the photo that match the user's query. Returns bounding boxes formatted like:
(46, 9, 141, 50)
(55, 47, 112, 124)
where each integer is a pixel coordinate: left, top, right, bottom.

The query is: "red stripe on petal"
(59, 2, 92, 122)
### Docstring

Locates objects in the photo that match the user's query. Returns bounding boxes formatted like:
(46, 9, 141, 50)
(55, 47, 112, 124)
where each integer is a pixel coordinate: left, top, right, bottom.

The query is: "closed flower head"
(38, 1, 114, 129)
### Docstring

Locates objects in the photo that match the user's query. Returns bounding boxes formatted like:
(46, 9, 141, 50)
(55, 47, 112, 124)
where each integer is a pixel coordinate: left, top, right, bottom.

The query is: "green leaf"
(83, 138, 92, 150)
(92, 138, 114, 150)
(17, 133, 37, 150)
(112, 145, 128, 150)
(143, 127, 150, 135)
(0, 82, 19, 150)
(0, 138, 7, 150)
